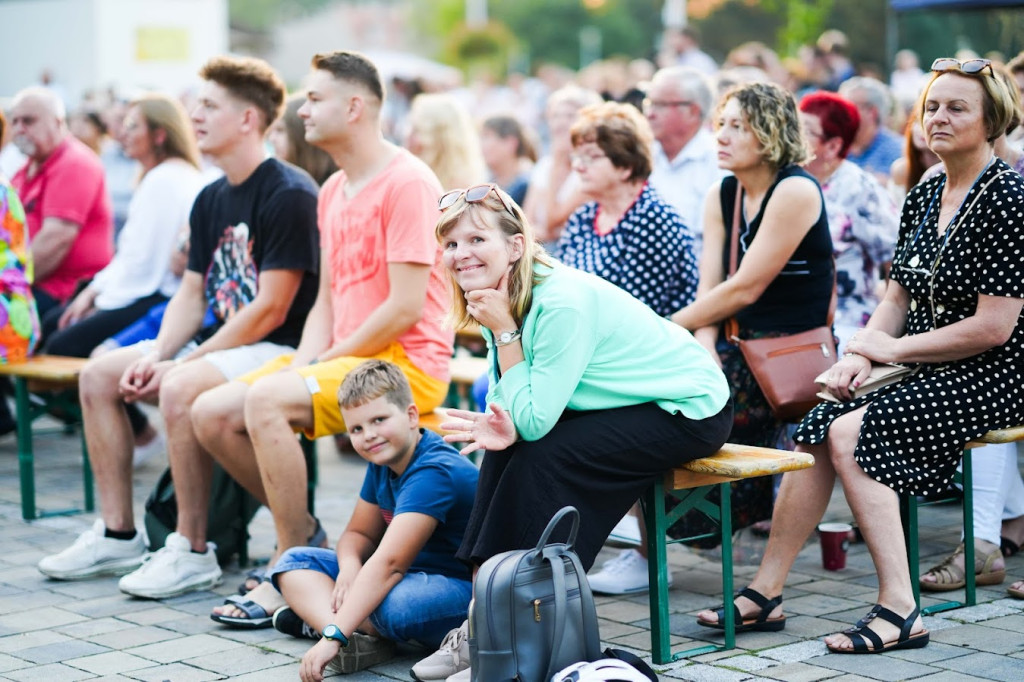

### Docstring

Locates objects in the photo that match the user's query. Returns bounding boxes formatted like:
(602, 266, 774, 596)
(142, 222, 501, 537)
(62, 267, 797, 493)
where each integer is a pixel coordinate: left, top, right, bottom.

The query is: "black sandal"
(826, 605, 929, 654)
(697, 587, 786, 632)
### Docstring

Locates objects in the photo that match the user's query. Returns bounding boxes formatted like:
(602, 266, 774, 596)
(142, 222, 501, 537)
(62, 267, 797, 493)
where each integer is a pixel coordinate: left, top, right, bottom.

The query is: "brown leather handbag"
(725, 188, 837, 422)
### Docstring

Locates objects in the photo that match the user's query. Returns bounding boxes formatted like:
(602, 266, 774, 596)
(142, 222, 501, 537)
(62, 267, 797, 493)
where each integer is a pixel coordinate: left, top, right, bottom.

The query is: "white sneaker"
(588, 548, 670, 595)
(38, 519, 147, 580)
(118, 532, 222, 599)
(411, 620, 470, 681)
(132, 431, 165, 468)
(607, 513, 642, 547)
(446, 668, 471, 682)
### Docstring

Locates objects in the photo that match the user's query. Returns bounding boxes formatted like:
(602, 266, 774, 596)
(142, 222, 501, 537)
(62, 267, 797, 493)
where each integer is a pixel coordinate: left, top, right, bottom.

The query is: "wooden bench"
(904, 425, 1024, 615)
(0, 355, 91, 520)
(642, 444, 815, 663)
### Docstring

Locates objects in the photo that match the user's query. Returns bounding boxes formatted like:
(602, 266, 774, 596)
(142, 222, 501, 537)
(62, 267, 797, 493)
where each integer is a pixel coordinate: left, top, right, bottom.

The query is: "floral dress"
(0, 178, 39, 363)
(795, 159, 1024, 496)
(820, 160, 899, 343)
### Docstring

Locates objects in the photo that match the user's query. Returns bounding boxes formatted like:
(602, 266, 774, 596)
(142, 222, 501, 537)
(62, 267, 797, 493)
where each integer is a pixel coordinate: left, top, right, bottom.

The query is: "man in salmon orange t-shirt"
(191, 50, 453, 625)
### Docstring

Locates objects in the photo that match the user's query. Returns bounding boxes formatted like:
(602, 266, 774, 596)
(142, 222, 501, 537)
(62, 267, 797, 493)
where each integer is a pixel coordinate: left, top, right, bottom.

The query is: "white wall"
(0, 0, 228, 106)
(0, 0, 97, 107)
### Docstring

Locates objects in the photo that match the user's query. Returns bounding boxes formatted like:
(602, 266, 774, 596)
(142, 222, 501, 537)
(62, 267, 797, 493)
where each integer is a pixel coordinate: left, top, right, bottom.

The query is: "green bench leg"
(904, 447, 976, 616)
(15, 377, 37, 520)
(644, 477, 672, 663)
(15, 378, 94, 520)
(642, 480, 735, 663)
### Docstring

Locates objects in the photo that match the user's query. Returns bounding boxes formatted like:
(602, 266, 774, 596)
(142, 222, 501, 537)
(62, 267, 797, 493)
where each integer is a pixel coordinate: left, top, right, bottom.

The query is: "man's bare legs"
(157, 361, 237, 553)
(78, 346, 148, 532)
(245, 371, 319, 552)
(196, 370, 320, 619)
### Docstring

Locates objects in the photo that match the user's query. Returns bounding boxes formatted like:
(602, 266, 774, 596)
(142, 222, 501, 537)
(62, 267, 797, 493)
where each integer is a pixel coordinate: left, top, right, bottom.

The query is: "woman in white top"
(43, 93, 203, 357)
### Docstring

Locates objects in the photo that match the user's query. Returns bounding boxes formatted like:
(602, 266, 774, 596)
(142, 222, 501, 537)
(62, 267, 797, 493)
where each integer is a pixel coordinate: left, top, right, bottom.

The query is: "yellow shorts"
(238, 343, 449, 440)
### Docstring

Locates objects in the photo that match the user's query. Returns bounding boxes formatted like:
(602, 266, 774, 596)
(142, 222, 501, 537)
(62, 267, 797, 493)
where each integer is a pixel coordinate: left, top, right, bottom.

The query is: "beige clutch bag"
(815, 362, 913, 403)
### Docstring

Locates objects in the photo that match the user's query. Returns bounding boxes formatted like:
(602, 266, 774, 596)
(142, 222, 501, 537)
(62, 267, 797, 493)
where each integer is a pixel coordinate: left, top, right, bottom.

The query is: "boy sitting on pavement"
(267, 360, 477, 680)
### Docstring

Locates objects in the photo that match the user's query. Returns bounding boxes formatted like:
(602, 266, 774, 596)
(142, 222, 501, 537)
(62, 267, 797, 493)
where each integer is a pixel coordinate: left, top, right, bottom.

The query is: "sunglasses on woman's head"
(438, 183, 516, 216)
(931, 58, 994, 77)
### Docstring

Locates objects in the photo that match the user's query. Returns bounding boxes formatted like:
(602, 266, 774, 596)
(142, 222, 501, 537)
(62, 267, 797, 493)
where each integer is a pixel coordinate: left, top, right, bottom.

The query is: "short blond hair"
(337, 360, 413, 411)
(920, 66, 1019, 143)
(715, 81, 810, 169)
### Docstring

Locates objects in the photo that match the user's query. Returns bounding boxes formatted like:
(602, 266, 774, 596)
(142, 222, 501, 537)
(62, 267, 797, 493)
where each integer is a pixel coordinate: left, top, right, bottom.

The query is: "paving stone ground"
(1, 412, 1022, 680)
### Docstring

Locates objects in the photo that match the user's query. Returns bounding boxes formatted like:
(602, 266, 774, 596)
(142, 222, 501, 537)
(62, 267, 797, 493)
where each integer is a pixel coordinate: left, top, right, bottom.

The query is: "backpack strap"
(543, 551, 569, 681)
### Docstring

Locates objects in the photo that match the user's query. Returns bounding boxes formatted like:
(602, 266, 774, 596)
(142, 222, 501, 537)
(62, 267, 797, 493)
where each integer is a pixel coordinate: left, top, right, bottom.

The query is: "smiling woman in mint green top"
(431, 183, 732, 588)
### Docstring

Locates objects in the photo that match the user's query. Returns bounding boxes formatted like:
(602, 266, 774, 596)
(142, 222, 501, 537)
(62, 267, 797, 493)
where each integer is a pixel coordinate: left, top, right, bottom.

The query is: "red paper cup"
(818, 522, 853, 571)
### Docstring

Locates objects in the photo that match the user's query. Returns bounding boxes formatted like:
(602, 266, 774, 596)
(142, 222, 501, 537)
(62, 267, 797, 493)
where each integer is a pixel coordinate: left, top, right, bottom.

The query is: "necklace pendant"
(937, 304, 945, 315)
(909, 255, 920, 268)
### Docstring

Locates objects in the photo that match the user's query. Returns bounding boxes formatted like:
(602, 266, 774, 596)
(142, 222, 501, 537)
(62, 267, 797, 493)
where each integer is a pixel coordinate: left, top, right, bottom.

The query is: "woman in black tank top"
(666, 82, 833, 546)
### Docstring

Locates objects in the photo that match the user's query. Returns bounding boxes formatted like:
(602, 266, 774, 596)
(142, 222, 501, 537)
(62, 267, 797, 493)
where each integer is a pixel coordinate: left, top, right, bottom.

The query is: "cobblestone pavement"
(1, 414, 1022, 681)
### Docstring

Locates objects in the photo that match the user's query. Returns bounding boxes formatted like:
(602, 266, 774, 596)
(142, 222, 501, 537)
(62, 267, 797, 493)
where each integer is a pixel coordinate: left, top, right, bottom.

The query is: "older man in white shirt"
(644, 66, 724, 258)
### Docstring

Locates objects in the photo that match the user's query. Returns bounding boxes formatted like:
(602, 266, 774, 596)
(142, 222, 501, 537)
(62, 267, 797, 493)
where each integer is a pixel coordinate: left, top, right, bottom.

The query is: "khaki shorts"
(238, 342, 448, 440)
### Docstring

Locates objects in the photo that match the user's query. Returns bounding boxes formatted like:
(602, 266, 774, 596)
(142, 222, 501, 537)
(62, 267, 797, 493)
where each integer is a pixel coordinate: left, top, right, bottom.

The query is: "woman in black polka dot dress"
(697, 60, 1024, 654)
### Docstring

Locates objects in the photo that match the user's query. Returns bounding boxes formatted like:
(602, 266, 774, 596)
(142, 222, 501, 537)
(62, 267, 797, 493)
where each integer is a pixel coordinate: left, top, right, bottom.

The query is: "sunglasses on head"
(931, 57, 994, 77)
(438, 183, 516, 215)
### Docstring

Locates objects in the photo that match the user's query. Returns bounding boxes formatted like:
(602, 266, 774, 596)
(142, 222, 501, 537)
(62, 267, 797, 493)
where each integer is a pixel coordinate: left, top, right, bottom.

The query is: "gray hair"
(13, 86, 66, 122)
(839, 76, 893, 119)
(650, 66, 714, 122)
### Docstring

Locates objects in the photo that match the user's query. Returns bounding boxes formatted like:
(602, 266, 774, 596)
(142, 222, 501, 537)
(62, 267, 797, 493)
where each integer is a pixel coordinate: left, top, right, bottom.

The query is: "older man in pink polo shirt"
(9, 87, 113, 317)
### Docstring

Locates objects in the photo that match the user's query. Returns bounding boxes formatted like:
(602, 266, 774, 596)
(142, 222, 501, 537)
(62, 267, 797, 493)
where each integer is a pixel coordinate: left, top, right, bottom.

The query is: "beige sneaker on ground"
(410, 620, 469, 681)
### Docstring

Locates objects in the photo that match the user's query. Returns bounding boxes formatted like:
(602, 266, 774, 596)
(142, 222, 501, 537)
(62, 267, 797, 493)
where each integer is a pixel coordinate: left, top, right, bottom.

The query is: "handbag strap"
(928, 168, 1012, 327)
(725, 180, 837, 343)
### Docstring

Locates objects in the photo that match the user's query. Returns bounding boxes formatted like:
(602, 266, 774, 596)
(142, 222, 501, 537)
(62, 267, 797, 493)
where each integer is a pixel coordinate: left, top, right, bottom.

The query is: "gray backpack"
(469, 506, 602, 682)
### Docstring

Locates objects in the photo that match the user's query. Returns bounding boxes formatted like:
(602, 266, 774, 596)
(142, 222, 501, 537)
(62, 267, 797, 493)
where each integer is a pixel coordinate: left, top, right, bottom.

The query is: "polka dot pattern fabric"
(795, 159, 1024, 497)
(553, 183, 698, 317)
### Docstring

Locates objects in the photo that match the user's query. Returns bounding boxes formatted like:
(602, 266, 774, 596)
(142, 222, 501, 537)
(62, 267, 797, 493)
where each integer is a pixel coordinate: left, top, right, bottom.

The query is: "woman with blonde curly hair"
(667, 82, 834, 550)
(404, 93, 485, 190)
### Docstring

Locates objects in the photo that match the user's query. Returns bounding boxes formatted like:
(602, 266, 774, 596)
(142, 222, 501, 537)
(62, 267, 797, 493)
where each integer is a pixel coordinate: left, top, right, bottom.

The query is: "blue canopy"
(892, 0, 1024, 10)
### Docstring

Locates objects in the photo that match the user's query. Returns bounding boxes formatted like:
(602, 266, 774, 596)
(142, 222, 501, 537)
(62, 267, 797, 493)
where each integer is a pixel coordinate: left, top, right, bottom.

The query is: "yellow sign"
(136, 26, 190, 62)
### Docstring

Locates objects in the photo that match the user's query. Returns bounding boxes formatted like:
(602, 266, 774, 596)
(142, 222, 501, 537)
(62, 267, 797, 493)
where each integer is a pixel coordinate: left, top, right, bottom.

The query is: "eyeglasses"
(438, 183, 515, 215)
(642, 98, 694, 112)
(569, 151, 607, 167)
(931, 57, 994, 77)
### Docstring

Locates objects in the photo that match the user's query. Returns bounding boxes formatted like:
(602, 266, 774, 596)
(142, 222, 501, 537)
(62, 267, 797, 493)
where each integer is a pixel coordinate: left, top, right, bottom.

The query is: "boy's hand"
(330, 572, 355, 614)
(300, 637, 341, 682)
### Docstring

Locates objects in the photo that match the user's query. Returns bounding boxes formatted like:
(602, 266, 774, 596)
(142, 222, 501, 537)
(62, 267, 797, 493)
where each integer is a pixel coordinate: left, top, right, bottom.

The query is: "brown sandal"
(920, 542, 1005, 592)
(1008, 580, 1024, 599)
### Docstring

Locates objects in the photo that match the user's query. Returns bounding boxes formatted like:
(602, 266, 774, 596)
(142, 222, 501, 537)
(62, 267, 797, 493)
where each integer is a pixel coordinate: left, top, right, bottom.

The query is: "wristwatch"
(322, 624, 349, 646)
(495, 329, 522, 346)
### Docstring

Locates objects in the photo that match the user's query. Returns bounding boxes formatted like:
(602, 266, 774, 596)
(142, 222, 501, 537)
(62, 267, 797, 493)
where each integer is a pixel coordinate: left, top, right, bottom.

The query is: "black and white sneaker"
(272, 606, 321, 640)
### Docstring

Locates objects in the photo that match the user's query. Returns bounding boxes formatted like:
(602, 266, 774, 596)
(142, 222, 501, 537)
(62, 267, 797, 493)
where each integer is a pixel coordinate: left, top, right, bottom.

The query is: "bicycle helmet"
(551, 658, 654, 682)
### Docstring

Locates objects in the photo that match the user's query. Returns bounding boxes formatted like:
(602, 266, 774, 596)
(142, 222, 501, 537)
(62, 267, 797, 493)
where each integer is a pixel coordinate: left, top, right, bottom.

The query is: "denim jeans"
(269, 546, 471, 648)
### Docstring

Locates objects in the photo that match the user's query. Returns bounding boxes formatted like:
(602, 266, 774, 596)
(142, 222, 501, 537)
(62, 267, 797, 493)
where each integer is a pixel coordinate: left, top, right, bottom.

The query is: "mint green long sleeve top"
(484, 261, 730, 442)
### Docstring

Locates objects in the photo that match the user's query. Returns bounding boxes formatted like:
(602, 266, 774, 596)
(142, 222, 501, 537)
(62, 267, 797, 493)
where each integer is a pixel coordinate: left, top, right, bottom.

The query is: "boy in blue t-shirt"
(268, 360, 478, 679)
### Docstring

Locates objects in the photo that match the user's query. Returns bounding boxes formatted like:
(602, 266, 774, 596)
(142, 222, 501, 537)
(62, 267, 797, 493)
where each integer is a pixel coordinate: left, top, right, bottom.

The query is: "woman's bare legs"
(823, 408, 925, 650)
(696, 436, 837, 624)
(698, 405, 926, 648)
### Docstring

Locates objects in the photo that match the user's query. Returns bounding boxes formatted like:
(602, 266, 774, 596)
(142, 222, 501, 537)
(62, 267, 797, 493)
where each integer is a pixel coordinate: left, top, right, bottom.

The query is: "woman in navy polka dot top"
(552, 101, 698, 317)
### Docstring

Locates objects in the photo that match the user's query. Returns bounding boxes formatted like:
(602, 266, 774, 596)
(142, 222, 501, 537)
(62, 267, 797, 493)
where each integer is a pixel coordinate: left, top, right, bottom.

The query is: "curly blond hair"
(715, 81, 810, 169)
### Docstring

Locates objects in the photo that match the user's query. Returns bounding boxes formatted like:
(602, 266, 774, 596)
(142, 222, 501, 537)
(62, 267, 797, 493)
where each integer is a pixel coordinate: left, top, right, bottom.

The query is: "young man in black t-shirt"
(38, 56, 320, 599)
